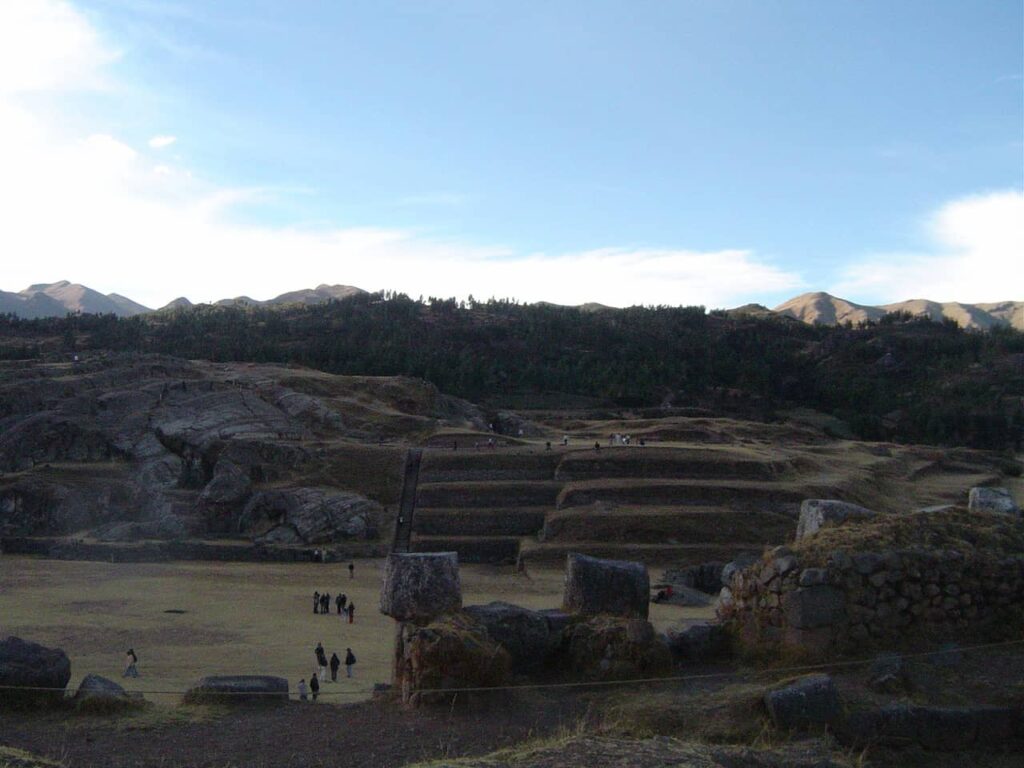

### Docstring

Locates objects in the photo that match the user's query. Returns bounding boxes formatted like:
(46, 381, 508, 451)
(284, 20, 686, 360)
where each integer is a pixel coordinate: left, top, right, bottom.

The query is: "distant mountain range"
(1, 282, 1021, 331)
(0, 281, 367, 318)
(769, 292, 1023, 331)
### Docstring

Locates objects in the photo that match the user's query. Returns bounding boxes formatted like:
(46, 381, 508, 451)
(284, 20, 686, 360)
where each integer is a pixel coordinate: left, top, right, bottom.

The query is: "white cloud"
(833, 191, 1024, 304)
(148, 135, 177, 149)
(0, 0, 115, 93)
(0, 0, 804, 310)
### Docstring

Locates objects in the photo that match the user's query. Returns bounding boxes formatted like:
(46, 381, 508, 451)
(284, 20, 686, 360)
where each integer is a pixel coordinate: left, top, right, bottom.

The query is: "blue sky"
(0, 1, 1021, 308)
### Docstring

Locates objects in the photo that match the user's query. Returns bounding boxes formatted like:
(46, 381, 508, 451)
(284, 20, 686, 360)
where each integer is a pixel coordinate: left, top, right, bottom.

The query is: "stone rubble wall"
(719, 546, 1024, 657)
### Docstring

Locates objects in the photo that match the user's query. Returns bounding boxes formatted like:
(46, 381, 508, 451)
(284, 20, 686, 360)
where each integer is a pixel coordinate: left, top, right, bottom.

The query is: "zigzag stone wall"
(718, 545, 1024, 658)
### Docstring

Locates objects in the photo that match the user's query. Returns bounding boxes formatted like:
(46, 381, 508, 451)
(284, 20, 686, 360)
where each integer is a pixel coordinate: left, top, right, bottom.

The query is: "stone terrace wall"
(720, 545, 1024, 657)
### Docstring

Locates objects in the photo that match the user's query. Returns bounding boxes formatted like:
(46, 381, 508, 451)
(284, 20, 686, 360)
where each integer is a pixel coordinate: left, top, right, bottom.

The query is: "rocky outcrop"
(764, 674, 841, 731)
(562, 615, 672, 681)
(464, 602, 550, 674)
(564, 553, 650, 619)
(968, 487, 1020, 517)
(380, 552, 462, 623)
(664, 621, 730, 663)
(73, 674, 133, 710)
(796, 499, 877, 540)
(241, 488, 381, 544)
(393, 612, 511, 706)
(0, 637, 71, 705)
(183, 675, 289, 704)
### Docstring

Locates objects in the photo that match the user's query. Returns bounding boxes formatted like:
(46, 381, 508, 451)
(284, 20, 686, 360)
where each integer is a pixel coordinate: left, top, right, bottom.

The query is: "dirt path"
(0, 692, 592, 768)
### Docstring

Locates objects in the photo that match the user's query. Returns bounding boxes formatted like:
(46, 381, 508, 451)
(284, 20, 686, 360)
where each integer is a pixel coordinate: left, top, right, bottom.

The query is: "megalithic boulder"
(380, 552, 462, 622)
(563, 553, 649, 619)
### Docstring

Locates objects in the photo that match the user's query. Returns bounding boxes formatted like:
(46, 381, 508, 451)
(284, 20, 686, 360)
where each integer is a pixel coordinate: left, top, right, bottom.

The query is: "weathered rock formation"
(464, 602, 550, 674)
(0, 637, 71, 706)
(564, 553, 650, 619)
(561, 615, 672, 680)
(764, 674, 841, 731)
(183, 675, 289, 704)
(241, 488, 381, 544)
(968, 486, 1021, 517)
(392, 612, 511, 707)
(795, 499, 877, 540)
(73, 674, 133, 710)
(0, 354, 479, 543)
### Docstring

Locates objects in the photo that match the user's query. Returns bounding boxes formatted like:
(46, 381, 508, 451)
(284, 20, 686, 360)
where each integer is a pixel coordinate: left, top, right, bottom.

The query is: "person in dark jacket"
(339, 594, 347, 612)
(335, 593, 343, 615)
(322, 592, 331, 614)
(347, 602, 355, 624)
(329, 652, 340, 682)
(315, 642, 327, 682)
(309, 674, 320, 701)
(344, 648, 356, 678)
(313, 591, 320, 614)
(348, 562, 355, 579)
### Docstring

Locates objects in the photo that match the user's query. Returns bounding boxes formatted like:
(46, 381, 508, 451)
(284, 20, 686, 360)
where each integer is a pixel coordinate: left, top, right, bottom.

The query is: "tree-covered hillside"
(1, 293, 1022, 450)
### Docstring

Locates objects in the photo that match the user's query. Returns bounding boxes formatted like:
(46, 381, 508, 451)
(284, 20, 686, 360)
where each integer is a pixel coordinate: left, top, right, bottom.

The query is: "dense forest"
(1, 293, 1022, 450)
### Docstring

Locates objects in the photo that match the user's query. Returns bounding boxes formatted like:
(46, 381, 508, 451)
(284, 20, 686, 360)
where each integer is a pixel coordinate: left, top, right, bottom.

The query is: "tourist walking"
(123, 648, 139, 678)
(335, 593, 343, 615)
(313, 591, 320, 614)
(344, 648, 356, 678)
(348, 562, 355, 579)
(297, 678, 308, 701)
(309, 674, 320, 702)
(315, 642, 328, 681)
(329, 652, 340, 682)
(347, 602, 355, 624)
(322, 592, 331, 614)
(339, 593, 347, 613)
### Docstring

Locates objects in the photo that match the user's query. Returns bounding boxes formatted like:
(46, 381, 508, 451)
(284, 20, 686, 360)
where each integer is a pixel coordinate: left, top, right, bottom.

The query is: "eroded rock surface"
(380, 552, 462, 622)
(564, 553, 649, 619)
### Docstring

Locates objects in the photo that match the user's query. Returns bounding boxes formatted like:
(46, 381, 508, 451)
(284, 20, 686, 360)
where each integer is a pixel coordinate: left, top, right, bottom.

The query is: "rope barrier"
(2, 638, 1021, 697)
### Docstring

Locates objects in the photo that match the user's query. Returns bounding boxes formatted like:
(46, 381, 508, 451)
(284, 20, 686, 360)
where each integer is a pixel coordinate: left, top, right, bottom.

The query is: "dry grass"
(793, 508, 1024, 565)
(0, 557, 708, 708)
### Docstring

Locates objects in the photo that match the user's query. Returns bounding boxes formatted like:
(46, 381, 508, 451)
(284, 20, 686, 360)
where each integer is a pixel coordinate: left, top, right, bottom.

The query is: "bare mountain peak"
(773, 293, 1023, 330)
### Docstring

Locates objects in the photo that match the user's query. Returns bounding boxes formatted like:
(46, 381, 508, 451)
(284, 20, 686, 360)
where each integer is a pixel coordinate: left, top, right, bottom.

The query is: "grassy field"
(0, 556, 708, 706)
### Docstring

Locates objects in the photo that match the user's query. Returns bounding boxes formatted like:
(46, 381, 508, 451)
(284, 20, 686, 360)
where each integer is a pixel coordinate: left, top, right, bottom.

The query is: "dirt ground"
(0, 556, 705, 706)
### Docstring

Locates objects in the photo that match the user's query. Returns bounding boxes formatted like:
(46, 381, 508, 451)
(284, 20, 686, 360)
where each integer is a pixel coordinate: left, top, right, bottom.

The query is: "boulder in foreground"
(563, 553, 649, 619)
(0, 636, 71, 706)
(764, 674, 841, 731)
(74, 673, 134, 711)
(183, 675, 289, 704)
(380, 552, 462, 622)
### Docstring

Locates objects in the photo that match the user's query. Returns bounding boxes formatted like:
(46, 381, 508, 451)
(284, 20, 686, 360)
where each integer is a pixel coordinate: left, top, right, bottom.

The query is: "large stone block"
(184, 675, 289, 704)
(380, 552, 462, 622)
(563, 553, 649, 619)
(968, 487, 1021, 517)
(764, 674, 841, 731)
(0, 636, 71, 706)
(464, 602, 551, 673)
(782, 586, 846, 629)
(796, 499, 877, 540)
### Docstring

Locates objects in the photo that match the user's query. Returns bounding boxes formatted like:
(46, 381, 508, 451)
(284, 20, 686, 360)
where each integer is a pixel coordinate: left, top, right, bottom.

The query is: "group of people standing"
(297, 642, 356, 701)
(313, 590, 356, 623)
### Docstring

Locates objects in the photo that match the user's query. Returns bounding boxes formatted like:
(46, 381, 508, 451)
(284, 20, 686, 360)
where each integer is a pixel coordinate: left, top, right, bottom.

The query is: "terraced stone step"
(557, 479, 807, 512)
(517, 540, 764, 568)
(413, 508, 547, 536)
(555, 448, 791, 481)
(410, 534, 520, 564)
(541, 506, 795, 544)
(416, 481, 562, 509)
(418, 453, 559, 482)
